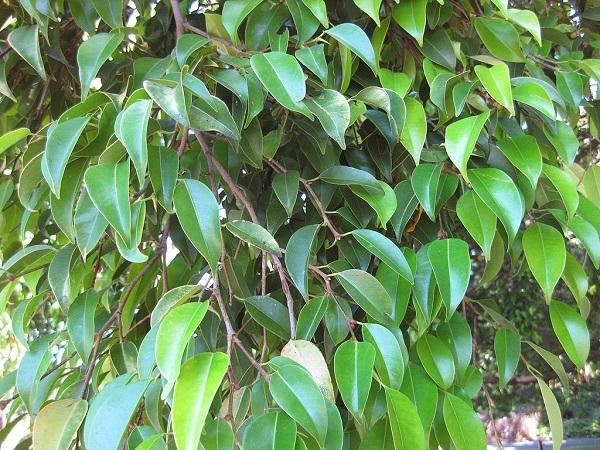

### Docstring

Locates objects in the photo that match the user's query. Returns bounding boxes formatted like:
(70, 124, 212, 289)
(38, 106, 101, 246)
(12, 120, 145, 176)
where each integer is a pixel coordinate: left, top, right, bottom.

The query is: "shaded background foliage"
(0, 0, 599, 449)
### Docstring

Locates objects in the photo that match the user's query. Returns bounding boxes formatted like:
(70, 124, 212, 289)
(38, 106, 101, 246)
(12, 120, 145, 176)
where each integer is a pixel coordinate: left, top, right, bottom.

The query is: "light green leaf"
(523, 223, 565, 302)
(155, 302, 209, 396)
(334, 341, 375, 419)
(582, 165, 600, 207)
(353, 87, 405, 142)
(542, 164, 579, 219)
(91, 0, 124, 28)
(350, 229, 413, 283)
(78, 33, 124, 99)
(513, 82, 555, 119)
(325, 23, 378, 74)
(67, 290, 99, 363)
(468, 168, 523, 245)
(226, 220, 280, 255)
(456, 190, 497, 260)
(288, 0, 320, 43)
(416, 335, 455, 389)
(443, 393, 487, 450)
(437, 313, 472, 381)
(427, 239, 470, 319)
(549, 300, 590, 370)
(148, 146, 179, 213)
(250, 52, 311, 116)
(334, 269, 393, 323)
(399, 364, 437, 434)
(74, 189, 108, 259)
(83, 374, 150, 450)
(42, 117, 90, 197)
(411, 163, 441, 221)
(175, 34, 209, 67)
(114, 99, 152, 186)
(296, 296, 328, 341)
(17, 335, 53, 414)
(144, 79, 189, 126)
(269, 364, 328, 445)
(390, 180, 418, 239)
(401, 97, 426, 164)
(285, 224, 320, 300)
(528, 341, 570, 395)
(221, 0, 263, 44)
(543, 122, 579, 165)
(50, 158, 87, 242)
(295, 45, 328, 85)
(385, 389, 426, 450)
(507, 8, 542, 46)
(320, 165, 383, 195)
(494, 328, 521, 388)
(245, 295, 291, 339)
(300, 0, 328, 27)
(8, 26, 46, 80)
(273, 170, 299, 217)
(84, 162, 131, 244)
(363, 323, 405, 389)
(33, 399, 88, 450)
(536, 376, 563, 450)
(305, 90, 350, 149)
(474, 17, 524, 62)
(391, 0, 426, 46)
(173, 352, 229, 450)
(173, 179, 223, 274)
(354, 0, 382, 25)
(0, 128, 30, 155)
(474, 63, 514, 115)
(498, 135, 542, 189)
(243, 411, 297, 450)
(444, 110, 490, 179)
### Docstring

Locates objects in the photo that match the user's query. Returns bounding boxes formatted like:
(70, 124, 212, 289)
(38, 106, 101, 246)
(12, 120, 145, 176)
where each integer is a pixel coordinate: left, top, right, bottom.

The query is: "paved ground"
(488, 438, 600, 449)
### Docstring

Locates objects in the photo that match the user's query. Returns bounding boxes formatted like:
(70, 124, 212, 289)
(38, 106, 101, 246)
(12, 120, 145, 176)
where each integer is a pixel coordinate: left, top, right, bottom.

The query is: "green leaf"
(67, 290, 99, 363)
(390, 181, 418, 239)
(353, 87, 405, 142)
(295, 45, 328, 85)
(392, 0, 426, 46)
(288, 0, 320, 43)
(84, 162, 131, 244)
(543, 122, 579, 165)
(51, 158, 88, 242)
(411, 163, 441, 221)
(494, 328, 521, 388)
(582, 165, 600, 207)
(528, 341, 570, 395)
(536, 376, 563, 450)
(325, 23, 378, 74)
(78, 33, 124, 99)
(474, 63, 514, 115)
(143, 79, 189, 126)
(556, 71, 583, 107)
(468, 168, 523, 245)
(444, 110, 490, 179)
(443, 393, 487, 450)
(350, 229, 413, 283)
(319, 165, 383, 195)
(497, 135, 542, 189)
(456, 190, 497, 260)
(17, 335, 53, 414)
(74, 189, 108, 259)
(416, 335, 455, 389)
(513, 82, 555, 119)
(269, 364, 328, 445)
(221, 0, 263, 44)
(362, 323, 405, 389)
(421, 29, 456, 70)
(175, 34, 209, 67)
(301, 0, 328, 27)
(285, 224, 320, 300)
(305, 90, 350, 149)
(226, 220, 280, 255)
(273, 170, 299, 217)
(427, 239, 470, 319)
(400, 97, 426, 166)
(334, 269, 392, 323)
(83, 375, 150, 450)
(549, 300, 590, 370)
(567, 215, 600, 270)
(91, 0, 124, 28)
(334, 340, 375, 419)
(148, 146, 179, 213)
(174, 179, 223, 274)
(42, 117, 90, 197)
(385, 389, 426, 450)
(155, 302, 209, 396)
(33, 399, 88, 450)
(281, 340, 334, 401)
(523, 223, 566, 302)
(245, 296, 291, 339)
(474, 17, 524, 62)
(114, 99, 152, 186)
(354, 0, 382, 25)
(507, 8, 542, 46)
(0, 128, 30, 155)
(399, 364, 437, 434)
(542, 164, 579, 220)
(250, 52, 311, 117)
(8, 26, 46, 80)
(296, 296, 328, 341)
(243, 411, 297, 450)
(150, 285, 202, 327)
(173, 352, 229, 450)
(437, 313, 472, 381)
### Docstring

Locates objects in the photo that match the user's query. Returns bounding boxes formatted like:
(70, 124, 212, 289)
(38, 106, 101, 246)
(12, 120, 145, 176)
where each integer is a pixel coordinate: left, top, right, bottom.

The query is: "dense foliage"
(0, 0, 598, 448)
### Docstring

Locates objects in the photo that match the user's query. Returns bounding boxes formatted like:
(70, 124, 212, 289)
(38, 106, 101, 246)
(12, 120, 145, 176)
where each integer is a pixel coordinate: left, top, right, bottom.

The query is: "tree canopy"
(0, 0, 598, 449)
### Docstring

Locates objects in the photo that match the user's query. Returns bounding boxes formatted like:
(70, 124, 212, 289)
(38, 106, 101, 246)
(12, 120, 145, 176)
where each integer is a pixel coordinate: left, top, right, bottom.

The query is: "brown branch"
(184, 23, 238, 50)
(170, 0, 185, 38)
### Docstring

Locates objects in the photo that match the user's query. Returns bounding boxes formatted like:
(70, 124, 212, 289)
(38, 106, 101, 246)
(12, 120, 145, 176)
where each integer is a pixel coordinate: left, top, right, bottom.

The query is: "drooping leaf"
(411, 163, 441, 221)
(362, 323, 405, 389)
(272, 170, 299, 217)
(536, 376, 563, 450)
(334, 340, 375, 419)
(474, 63, 514, 115)
(443, 393, 487, 450)
(444, 111, 490, 179)
(392, 0, 427, 46)
(243, 411, 297, 450)
(226, 220, 280, 255)
(285, 224, 320, 300)
(494, 328, 521, 388)
(33, 399, 88, 450)
(8, 26, 46, 80)
(385, 389, 426, 450)
(305, 90, 351, 149)
(67, 290, 100, 363)
(325, 23, 378, 74)
(78, 33, 124, 99)
(334, 269, 393, 323)
(456, 190, 497, 260)
(474, 17, 524, 62)
(549, 300, 590, 370)
(416, 335, 455, 390)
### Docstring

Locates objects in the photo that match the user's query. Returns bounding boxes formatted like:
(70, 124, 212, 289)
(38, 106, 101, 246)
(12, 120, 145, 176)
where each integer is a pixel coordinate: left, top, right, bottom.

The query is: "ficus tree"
(0, 0, 597, 448)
